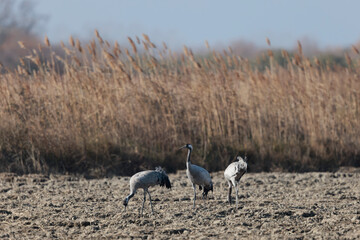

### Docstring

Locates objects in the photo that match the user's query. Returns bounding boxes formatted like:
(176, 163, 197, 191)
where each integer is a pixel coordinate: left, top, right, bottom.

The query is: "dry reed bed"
(0, 33, 359, 175)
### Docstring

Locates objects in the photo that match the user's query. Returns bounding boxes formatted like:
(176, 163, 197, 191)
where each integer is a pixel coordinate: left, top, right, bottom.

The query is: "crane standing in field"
(224, 156, 247, 210)
(179, 144, 213, 208)
(123, 167, 171, 216)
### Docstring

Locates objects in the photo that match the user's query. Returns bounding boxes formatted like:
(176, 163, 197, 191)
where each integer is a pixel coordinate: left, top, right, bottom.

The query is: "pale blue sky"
(35, 0, 360, 50)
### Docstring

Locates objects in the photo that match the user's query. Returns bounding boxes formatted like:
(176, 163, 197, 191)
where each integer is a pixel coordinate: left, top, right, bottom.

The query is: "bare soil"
(0, 168, 359, 239)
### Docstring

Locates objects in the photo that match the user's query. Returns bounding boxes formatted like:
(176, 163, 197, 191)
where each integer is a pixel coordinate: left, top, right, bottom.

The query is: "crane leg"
(227, 182, 232, 205)
(235, 184, 239, 211)
(192, 183, 196, 208)
(146, 190, 154, 214)
(141, 190, 146, 216)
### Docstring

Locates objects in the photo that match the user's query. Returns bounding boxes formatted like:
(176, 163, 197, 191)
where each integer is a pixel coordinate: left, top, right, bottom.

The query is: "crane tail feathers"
(202, 183, 213, 197)
(156, 167, 171, 189)
(165, 176, 171, 189)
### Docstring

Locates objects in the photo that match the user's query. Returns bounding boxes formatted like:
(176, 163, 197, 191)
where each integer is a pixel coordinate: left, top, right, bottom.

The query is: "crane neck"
(186, 148, 192, 165)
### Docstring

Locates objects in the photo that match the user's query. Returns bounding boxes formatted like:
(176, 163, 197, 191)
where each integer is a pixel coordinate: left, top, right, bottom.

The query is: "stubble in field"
(0, 169, 359, 239)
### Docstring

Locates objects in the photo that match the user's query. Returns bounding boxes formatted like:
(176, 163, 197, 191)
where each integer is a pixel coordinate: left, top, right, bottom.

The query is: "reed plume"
(0, 35, 358, 177)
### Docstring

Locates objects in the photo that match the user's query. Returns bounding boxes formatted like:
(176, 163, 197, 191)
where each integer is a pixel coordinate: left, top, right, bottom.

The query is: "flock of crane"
(123, 144, 248, 216)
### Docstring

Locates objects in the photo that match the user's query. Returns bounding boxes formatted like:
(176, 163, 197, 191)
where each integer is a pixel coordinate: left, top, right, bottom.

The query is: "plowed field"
(1, 168, 359, 239)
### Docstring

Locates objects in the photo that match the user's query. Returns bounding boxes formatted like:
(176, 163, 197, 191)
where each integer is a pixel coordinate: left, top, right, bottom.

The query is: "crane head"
(179, 144, 193, 151)
(237, 156, 245, 162)
(123, 198, 129, 210)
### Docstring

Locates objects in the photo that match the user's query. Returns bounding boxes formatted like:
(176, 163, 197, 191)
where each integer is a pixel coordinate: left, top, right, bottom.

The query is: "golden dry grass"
(0, 33, 359, 176)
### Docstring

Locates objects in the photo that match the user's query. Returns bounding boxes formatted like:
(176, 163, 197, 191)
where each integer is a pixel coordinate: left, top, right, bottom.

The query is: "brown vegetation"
(0, 32, 359, 176)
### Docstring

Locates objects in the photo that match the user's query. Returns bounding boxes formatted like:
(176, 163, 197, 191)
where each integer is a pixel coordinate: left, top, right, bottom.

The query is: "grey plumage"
(224, 156, 247, 210)
(180, 144, 213, 208)
(123, 167, 171, 216)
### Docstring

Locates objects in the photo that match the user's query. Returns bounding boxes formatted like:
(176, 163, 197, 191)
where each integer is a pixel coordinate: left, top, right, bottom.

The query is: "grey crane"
(224, 156, 247, 210)
(123, 167, 171, 216)
(179, 144, 213, 208)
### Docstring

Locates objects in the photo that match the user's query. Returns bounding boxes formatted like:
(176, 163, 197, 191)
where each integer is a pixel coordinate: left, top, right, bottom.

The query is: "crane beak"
(178, 145, 186, 150)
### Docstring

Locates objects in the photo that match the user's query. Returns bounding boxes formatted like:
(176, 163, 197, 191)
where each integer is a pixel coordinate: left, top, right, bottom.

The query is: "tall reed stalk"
(0, 33, 359, 176)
